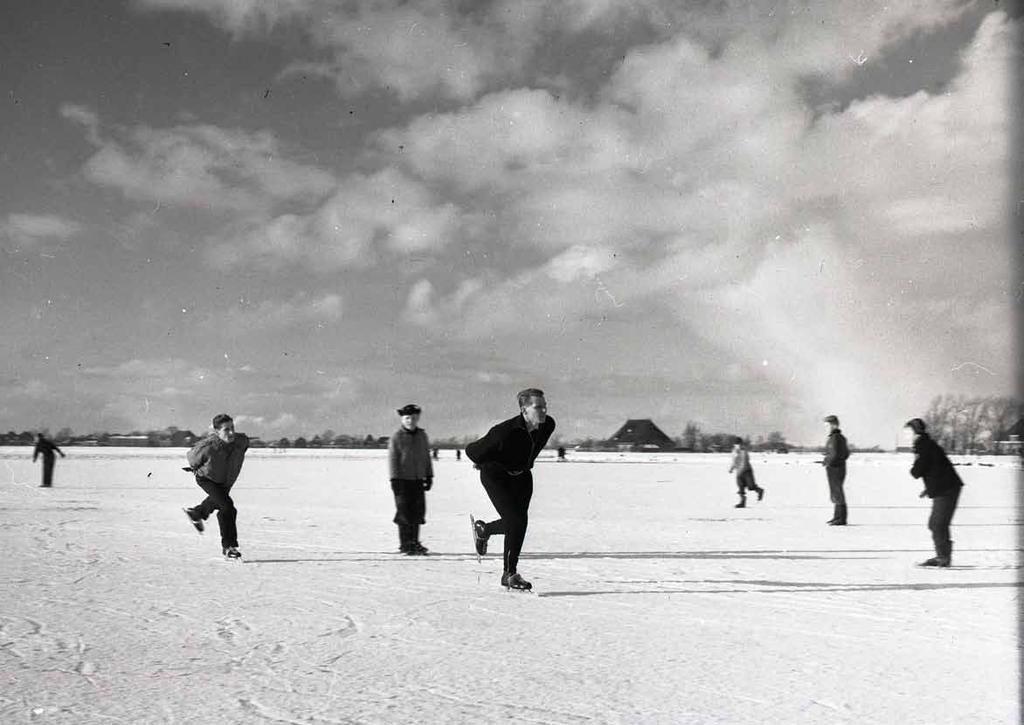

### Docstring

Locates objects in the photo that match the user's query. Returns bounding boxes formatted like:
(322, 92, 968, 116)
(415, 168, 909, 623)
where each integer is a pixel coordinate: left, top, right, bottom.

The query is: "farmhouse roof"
(608, 419, 676, 449)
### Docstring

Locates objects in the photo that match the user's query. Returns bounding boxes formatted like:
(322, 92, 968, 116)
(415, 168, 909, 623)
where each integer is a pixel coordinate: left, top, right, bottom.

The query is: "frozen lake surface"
(1, 448, 1020, 724)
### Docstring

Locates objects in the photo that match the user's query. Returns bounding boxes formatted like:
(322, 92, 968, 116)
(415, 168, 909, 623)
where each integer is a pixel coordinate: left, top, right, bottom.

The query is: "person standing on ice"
(906, 418, 963, 567)
(821, 415, 850, 525)
(182, 414, 249, 559)
(388, 403, 433, 555)
(466, 388, 555, 591)
(33, 433, 65, 488)
(728, 436, 764, 508)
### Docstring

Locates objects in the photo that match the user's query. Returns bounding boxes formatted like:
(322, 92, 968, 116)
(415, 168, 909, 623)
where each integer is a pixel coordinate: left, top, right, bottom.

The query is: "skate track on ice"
(0, 448, 1019, 724)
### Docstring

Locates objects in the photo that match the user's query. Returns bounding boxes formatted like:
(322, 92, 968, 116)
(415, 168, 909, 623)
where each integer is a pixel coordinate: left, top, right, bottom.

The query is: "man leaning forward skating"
(466, 388, 555, 591)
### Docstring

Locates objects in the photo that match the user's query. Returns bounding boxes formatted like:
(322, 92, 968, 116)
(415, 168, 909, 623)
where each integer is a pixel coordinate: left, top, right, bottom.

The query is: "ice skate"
(501, 572, 532, 591)
(223, 546, 242, 560)
(411, 541, 430, 556)
(918, 556, 950, 568)
(734, 497, 746, 508)
(471, 514, 488, 558)
(183, 507, 204, 534)
(756, 487, 765, 502)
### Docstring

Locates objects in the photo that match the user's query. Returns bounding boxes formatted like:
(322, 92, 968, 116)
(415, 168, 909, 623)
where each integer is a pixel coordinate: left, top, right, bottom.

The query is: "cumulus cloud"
(138, 0, 969, 103)
(208, 167, 459, 271)
(383, 10, 1015, 442)
(62, 106, 336, 213)
(1, 213, 82, 249)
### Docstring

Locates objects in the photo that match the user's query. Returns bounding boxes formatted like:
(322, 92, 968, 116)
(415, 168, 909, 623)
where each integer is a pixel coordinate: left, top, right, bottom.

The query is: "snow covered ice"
(1, 448, 1019, 724)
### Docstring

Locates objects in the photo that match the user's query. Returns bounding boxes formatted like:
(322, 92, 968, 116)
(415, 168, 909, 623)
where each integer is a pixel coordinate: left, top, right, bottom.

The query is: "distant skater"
(388, 404, 434, 555)
(183, 414, 249, 559)
(906, 418, 963, 567)
(821, 415, 850, 525)
(466, 388, 555, 591)
(33, 433, 65, 488)
(557, 446, 566, 462)
(728, 437, 764, 508)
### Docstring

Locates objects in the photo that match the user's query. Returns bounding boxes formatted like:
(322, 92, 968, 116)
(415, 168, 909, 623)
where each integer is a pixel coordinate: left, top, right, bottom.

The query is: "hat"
(905, 417, 927, 434)
(396, 404, 422, 416)
(823, 415, 839, 425)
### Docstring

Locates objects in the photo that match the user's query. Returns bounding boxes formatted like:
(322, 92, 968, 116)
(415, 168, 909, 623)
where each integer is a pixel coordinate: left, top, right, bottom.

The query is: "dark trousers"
(826, 465, 846, 505)
(480, 468, 533, 575)
(391, 479, 426, 548)
(194, 476, 238, 549)
(928, 487, 961, 557)
(40, 456, 55, 487)
(736, 469, 761, 496)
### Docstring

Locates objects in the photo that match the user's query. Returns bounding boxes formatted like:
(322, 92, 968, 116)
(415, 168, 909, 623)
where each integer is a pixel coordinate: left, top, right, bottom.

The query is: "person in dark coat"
(466, 388, 555, 591)
(183, 414, 249, 559)
(906, 418, 964, 567)
(821, 415, 850, 525)
(33, 433, 65, 488)
(388, 404, 434, 555)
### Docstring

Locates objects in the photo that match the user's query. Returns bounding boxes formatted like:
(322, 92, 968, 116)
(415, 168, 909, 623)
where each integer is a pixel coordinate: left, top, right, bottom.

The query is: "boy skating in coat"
(729, 437, 764, 508)
(183, 414, 249, 559)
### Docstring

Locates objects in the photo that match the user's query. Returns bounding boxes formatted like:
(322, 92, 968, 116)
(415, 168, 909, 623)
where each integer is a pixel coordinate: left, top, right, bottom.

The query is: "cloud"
(208, 167, 460, 271)
(80, 358, 210, 383)
(402, 279, 437, 327)
(138, 0, 970, 103)
(217, 292, 344, 332)
(1, 213, 82, 249)
(383, 10, 1016, 443)
(63, 107, 336, 213)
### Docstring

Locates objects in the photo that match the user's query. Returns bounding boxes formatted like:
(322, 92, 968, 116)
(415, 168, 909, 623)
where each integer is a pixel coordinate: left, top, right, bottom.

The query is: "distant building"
(107, 435, 151, 447)
(607, 419, 677, 451)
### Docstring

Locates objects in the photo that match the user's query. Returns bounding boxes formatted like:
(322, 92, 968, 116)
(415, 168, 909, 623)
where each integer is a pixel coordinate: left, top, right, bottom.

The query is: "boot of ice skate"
(756, 486, 765, 502)
(828, 504, 847, 525)
(734, 494, 746, 508)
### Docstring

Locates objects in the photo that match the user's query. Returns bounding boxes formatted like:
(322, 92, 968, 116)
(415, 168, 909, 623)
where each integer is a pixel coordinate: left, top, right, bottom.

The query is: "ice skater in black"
(388, 403, 434, 555)
(182, 414, 249, 559)
(33, 433, 65, 488)
(906, 418, 964, 567)
(466, 388, 555, 590)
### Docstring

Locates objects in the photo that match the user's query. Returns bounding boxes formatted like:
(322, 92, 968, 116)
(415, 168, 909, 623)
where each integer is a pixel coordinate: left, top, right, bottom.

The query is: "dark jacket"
(823, 429, 849, 469)
(33, 438, 63, 461)
(187, 433, 249, 486)
(910, 433, 964, 497)
(465, 414, 556, 475)
(388, 427, 433, 481)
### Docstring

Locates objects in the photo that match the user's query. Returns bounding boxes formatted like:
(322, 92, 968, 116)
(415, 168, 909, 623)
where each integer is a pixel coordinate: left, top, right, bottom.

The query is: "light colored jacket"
(729, 447, 751, 474)
(388, 427, 433, 481)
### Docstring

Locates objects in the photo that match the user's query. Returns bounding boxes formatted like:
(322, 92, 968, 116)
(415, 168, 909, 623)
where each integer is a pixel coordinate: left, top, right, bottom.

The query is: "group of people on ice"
(168, 388, 964, 588)
(727, 413, 961, 567)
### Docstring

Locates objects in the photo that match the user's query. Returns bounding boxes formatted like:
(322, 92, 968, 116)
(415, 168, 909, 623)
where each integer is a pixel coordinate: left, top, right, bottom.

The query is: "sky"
(1, 0, 1019, 446)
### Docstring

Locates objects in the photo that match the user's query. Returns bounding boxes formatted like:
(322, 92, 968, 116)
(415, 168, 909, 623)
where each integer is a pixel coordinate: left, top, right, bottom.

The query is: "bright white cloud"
(1, 213, 82, 248)
(209, 167, 459, 271)
(64, 107, 336, 212)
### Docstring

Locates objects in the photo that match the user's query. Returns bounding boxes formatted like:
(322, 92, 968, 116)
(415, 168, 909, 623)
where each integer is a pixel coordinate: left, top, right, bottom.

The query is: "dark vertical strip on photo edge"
(1013, 2, 1024, 713)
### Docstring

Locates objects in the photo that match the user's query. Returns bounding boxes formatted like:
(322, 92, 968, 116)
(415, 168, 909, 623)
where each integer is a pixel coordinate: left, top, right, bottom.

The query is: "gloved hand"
(422, 477, 433, 491)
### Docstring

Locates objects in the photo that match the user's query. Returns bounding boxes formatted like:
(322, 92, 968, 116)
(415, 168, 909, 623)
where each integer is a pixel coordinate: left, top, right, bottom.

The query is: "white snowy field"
(1, 447, 1020, 725)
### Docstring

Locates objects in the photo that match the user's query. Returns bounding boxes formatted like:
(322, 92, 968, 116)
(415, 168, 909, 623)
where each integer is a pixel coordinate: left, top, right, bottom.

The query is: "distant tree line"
(679, 423, 791, 453)
(0, 427, 481, 450)
(922, 395, 1022, 454)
